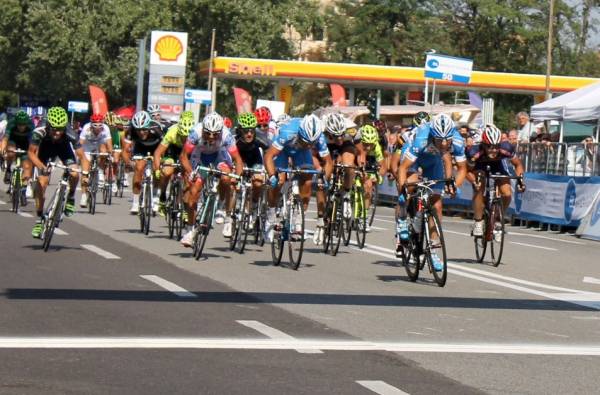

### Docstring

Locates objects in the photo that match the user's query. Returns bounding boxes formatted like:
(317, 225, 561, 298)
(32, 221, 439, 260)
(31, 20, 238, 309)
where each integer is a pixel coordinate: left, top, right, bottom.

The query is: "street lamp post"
(545, 0, 555, 100)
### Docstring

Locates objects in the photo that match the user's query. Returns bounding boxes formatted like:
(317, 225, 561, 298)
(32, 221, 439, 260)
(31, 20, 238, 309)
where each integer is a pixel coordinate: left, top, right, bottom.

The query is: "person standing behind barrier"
(516, 111, 534, 143)
(579, 136, 599, 175)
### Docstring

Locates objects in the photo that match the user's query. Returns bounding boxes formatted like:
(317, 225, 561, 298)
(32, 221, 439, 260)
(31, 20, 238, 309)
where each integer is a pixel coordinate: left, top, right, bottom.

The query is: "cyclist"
(223, 116, 233, 130)
(1, 111, 35, 200)
(153, 111, 195, 216)
(129, 110, 163, 214)
(389, 111, 429, 180)
(79, 113, 113, 208)
(263, 114, 333, 242)
(147, 104, 163, 123)
(28, 107, 89, 238)
(235, 112, 271, 211)
(358, 124, 387, 232)
(467, 124, 526, 237)
(396, 113, 466, 269)
(255, 107, 277, 139)
(372, 119, 389, 154)
(180, 112, 244, 246)
(104, 112, 128, 193)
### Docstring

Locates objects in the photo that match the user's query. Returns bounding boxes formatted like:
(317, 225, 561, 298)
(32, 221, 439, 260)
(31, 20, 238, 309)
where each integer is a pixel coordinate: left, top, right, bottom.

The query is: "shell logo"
(154, 35, 184, 61)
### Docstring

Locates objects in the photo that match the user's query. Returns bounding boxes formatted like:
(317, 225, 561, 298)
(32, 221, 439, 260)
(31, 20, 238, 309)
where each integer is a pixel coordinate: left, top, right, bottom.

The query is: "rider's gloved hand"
(445, 179, 457, 197)
(154, 169, 161, 180)
(269, 174, 279, 188)
(517, 176, 526, 192)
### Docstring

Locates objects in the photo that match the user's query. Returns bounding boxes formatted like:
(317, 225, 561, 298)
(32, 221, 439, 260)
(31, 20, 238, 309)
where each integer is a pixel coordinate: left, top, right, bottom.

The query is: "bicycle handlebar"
(132, 155, 154, 161)
(276, 168, 323, 175)
(47, 162, 87, 175)
(86, 152, 111, 157)
(194, 165, 241, 179)
(7, 148, 27, 154)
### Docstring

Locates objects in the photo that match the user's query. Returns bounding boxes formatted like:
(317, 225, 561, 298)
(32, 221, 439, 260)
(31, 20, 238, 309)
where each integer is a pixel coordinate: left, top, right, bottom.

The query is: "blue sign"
(67, 101, 89, 113)
(424, 54, 473, 84)
(184, 89, 212, 105)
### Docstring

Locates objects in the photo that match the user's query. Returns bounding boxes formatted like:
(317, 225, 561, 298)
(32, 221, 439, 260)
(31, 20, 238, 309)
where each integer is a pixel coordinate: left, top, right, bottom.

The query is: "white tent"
(531, 81, 600, 122)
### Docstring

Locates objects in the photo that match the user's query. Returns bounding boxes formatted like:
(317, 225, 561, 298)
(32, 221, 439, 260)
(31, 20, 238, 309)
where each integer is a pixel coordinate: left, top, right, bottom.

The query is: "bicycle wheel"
(474, 210, 488, 263)
(194, 196, 214, 260)
(354, 186, 367, 249)
(489, 200, 505, 267)
(138, 188, 146, 232)
(175, 181, 184, 240)
(322, 194, 334, 254)
(166, 184, 175, 239)
(402, 228, 421, 283)
(105, 167, 113, 205)
(143, 183, 152, 235)
(11, 170, 21, 213)
(117, 161, 125, 198)
(238, 193, 252, 254)
(42, 187, 64, 252)
(229, 192, 242, 251)
(271, 198, 285, 266)
(254, 194, 266, 247)
(368, 183, 378, 227)
(330, 202, 344, 257)
(288, 197, 305, 270)
(88, 171, 96, 215)
(425, 211, 448, 287)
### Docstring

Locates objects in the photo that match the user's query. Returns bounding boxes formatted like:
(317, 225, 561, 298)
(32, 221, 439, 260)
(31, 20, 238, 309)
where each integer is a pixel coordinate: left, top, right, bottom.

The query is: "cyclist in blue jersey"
(396, 113, 466, 269)
(263, 114, 333, 242)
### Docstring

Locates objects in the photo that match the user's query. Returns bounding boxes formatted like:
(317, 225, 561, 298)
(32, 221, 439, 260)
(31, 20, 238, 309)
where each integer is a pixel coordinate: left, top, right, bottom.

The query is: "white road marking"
(54, 228, 68, 235)
(140, 275, 197, 298)
(17, 212, 33, 218)
(444, 229, 470, 237)
(370, 225, 388, 231)
(357, 381, 410, 395)
(583, 277, 600, 285)
(80, 244, 120, 259)
(0, 199, 6, 205)
(236, 320, 323, 354)
(506, 231, 586, 245)
(510, 241, 558, 251)
(0, 338, 600, 355)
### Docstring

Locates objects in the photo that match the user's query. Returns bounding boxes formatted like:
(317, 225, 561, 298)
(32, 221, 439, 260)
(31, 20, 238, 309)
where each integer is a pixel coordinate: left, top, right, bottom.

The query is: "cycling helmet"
(237, 112, 258, 129)
(254, 107, 272, 125)
(147, 104, 161, 115)
(298, 114, 323, 143)
(360, 125, 379, 144)
(481, 124, 502, 145)
(413, 111, 430, 127)
(180, 110, 194, 120)
(202, 112, 224, 133)
(431, 113, 454, 138)
(178, 117, 195, 137)
(372, 119, 387, 135)
(90, 113, 104, 123)
(322, 113, 346, 136)
(47, 107, 68, 128)
(14, 110, 30, 125)
(132, 111, 152, 129)
(276, 113, 291, 126)
(104, 111, 116, 126)
(223, 116, 233, 129)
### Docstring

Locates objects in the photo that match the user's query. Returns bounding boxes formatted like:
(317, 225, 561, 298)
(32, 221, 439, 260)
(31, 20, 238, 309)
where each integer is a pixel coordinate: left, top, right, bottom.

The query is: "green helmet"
(14, 110, 30, 125)
(360, 124, 379, 144)
(47, 107, 68, 128)
(237, 112, 257, 129)
(177, 116, 195, 137)
(180, 110, 194, 120)
(413, 111, 430, 128)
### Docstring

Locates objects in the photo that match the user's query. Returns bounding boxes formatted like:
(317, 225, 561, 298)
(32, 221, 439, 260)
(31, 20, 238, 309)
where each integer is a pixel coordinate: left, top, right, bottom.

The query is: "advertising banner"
(330, 84, 346, 107)
(576, 191, 600, 241)
(67, 101, 89, 113)
(425, 54, 473, 84)
(256, 99, 286, 120)
(150, 31, 188, 67)
(88, 85, 108, 116)
(184, 89, 212, 105)
(233, 87, 253, 114)
(278, 84, 293, 113)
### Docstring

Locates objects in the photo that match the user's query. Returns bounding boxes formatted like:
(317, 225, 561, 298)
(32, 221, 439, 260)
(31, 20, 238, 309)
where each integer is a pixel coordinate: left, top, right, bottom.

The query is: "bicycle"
(230, 167, 266, 254)
(132, 154, 155, 235)
(86, 152, 110, 215)
(365, 164, 381, 227)
(271, 167, 321, 270)
(322, 163, 346, 256)
(114, 149, 126, 198)
(344, 166, 368, 249)
(7, 148, 27, 213)
(400, 178, 453, 287)
(163, 162, 185, 240)
(102, 154, 114, 206)
(473, 166, 523, 267)
(40, 162, 85, 252)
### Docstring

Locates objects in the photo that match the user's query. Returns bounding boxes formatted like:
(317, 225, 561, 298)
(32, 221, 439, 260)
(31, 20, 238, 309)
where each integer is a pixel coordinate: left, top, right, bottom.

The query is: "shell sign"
(150, 31, 188, 67)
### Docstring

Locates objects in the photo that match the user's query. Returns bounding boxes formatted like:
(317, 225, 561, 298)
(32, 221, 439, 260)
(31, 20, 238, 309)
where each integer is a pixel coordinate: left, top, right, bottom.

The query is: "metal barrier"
(516, 142, 599, 176)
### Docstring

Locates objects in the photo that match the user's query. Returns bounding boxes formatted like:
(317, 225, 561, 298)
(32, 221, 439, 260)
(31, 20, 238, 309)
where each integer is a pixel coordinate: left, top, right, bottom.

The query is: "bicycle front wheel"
(354, 187, 367, 249)
(11, 171, 21, 213)
(474, 210, 488, 263)
(42, 187, 64, 252)
(194, 197, 214, 260)
(425, 211, 447, 287)
(288, 198, 305, 270)
(238, 194, 252, 254)
(368, 183, 378, 227)
(489, 200, 505, 267)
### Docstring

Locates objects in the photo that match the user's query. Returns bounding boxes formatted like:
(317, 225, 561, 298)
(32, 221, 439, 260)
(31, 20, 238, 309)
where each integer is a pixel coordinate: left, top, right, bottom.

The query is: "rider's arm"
(153, 143, 168, 172)
(397, 156, 414, 192)
(27, 143, 45, 171)
(322, 154, 333, 180)
(75, 147, 90, 173)
(355, 142, 366, 167)
(180, 142, 194, 175)
(453, 158, 467, 187)
(510, 156, 525, 177)
(263, 146, 281, 178)
(0, 135, 7, 155)
(231, 150, 244, 176)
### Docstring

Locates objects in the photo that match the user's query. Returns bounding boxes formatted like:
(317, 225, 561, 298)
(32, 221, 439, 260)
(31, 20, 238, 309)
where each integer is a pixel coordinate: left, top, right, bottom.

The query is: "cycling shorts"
(274, 148, 314, 170)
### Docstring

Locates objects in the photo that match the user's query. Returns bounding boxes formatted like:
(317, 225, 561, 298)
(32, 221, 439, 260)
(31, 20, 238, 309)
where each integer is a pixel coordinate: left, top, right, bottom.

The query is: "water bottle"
(413, 210, 423, 233)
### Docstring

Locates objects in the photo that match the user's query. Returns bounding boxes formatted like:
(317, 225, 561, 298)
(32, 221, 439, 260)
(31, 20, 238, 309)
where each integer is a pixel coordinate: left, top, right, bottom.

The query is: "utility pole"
(136, 37, 146, 112)
(545, 0, 555, 100)
(207, 29, 216, 114)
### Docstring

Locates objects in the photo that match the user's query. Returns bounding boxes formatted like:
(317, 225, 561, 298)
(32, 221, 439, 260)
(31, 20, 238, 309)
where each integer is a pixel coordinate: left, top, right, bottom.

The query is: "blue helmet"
(430, 114, 454, 138)
(298, 114, 323, 143)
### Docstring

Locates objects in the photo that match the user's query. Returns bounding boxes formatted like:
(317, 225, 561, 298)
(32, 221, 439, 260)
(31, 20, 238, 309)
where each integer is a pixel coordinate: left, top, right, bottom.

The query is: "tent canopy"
(531, 81, 600, 122)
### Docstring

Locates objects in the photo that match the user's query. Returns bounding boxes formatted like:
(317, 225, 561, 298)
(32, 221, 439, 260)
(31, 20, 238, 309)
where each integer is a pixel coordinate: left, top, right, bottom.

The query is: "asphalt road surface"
(1, 184, 599, 395)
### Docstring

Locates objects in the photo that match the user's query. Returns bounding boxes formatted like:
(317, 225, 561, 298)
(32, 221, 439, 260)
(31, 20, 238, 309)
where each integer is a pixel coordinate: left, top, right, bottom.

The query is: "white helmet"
(147, 104, 161, 115)
(202, 112, 224, 133)
(322, 113, 346, 136)
(299, 114, 324, 143)
(131, 111, 152, 129)
(431, 113, 454, 138)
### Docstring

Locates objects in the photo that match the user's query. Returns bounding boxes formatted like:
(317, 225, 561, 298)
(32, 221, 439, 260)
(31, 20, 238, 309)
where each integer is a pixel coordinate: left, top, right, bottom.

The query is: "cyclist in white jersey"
(79, 113, 113, 207)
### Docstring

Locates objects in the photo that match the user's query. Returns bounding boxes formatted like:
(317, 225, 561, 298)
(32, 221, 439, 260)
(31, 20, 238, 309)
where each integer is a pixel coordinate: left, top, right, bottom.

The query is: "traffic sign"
(67, 101, 89, 113)
(184, 89, 212, 105)
(424, 54, 473, 84)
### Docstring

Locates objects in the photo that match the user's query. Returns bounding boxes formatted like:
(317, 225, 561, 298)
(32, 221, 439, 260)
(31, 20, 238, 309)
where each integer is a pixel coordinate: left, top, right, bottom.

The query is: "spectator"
(516, 111, 534, 143)
(508, 129, 519, 147)
(578, 136, 599, 175)
(501, 131, 509, 142)
(458, 124, 469, 139)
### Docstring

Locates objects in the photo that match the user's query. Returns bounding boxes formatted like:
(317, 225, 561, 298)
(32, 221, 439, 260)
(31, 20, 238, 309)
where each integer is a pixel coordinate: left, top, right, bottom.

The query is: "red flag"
(113, 105, 136, 120)
(89, 85, 109, 116)
(330, 84, 346, 107)
(233, 87, 253, 114)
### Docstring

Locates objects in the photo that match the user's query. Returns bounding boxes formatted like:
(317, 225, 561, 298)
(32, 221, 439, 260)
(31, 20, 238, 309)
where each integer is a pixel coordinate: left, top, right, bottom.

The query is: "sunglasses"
(484, 144, 500, 150)
(258, 124, 269, 128)
(51, 127, 66, 132)
(203, 131, 220, 137)
(91, 123, 103, 128)
(241, 128, 255, 134)
(433, 137, 452, 144)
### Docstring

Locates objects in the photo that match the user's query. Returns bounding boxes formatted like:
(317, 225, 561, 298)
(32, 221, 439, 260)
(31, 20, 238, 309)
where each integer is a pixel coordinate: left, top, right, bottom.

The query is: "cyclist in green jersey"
(359, 125, 387, 231)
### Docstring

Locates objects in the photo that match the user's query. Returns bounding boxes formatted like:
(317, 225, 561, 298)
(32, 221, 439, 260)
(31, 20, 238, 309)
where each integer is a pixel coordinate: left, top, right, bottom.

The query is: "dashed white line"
(583, 277, 600, 285)
(17, 212, 33, 218)
(357, 380, 410, 395)
(444, 229, 470, 237)
(54, 228, 68, 235)
(236, 320, 323, 354)
(506, 231, 586, 245)
(140, 275, 197, 298)
(0, 199, 6, 205)
(510, 241, 558, 251)
(80, 244, 120, 259)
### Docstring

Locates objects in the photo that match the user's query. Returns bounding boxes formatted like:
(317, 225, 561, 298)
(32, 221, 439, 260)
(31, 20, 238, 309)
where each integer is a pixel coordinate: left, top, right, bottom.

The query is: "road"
(0, 186, 599, 394)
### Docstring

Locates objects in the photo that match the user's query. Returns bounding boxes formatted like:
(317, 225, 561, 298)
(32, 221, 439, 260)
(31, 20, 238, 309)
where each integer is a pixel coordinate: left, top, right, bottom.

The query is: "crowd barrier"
(516, 142, 599, 176)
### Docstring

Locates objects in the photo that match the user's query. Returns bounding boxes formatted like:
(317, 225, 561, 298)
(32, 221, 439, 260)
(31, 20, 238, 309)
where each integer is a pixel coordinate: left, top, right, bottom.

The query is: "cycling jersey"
(467, 141, 515, 175)
(5, 118, 34, 151)
(80, 122, 111, 152)
(366, 141, 384, 163)
(236, 130, 271, 168)
(31, 124, 81, 166)
(160, 124, 188, 160)
(187, 126, 238, 169)
(108, 126, 122, 149)
(272, 118, 329, 169)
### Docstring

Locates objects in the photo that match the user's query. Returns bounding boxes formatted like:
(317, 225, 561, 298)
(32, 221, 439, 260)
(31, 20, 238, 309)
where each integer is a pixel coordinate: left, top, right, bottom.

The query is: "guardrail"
(516, 142, 599, 176)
